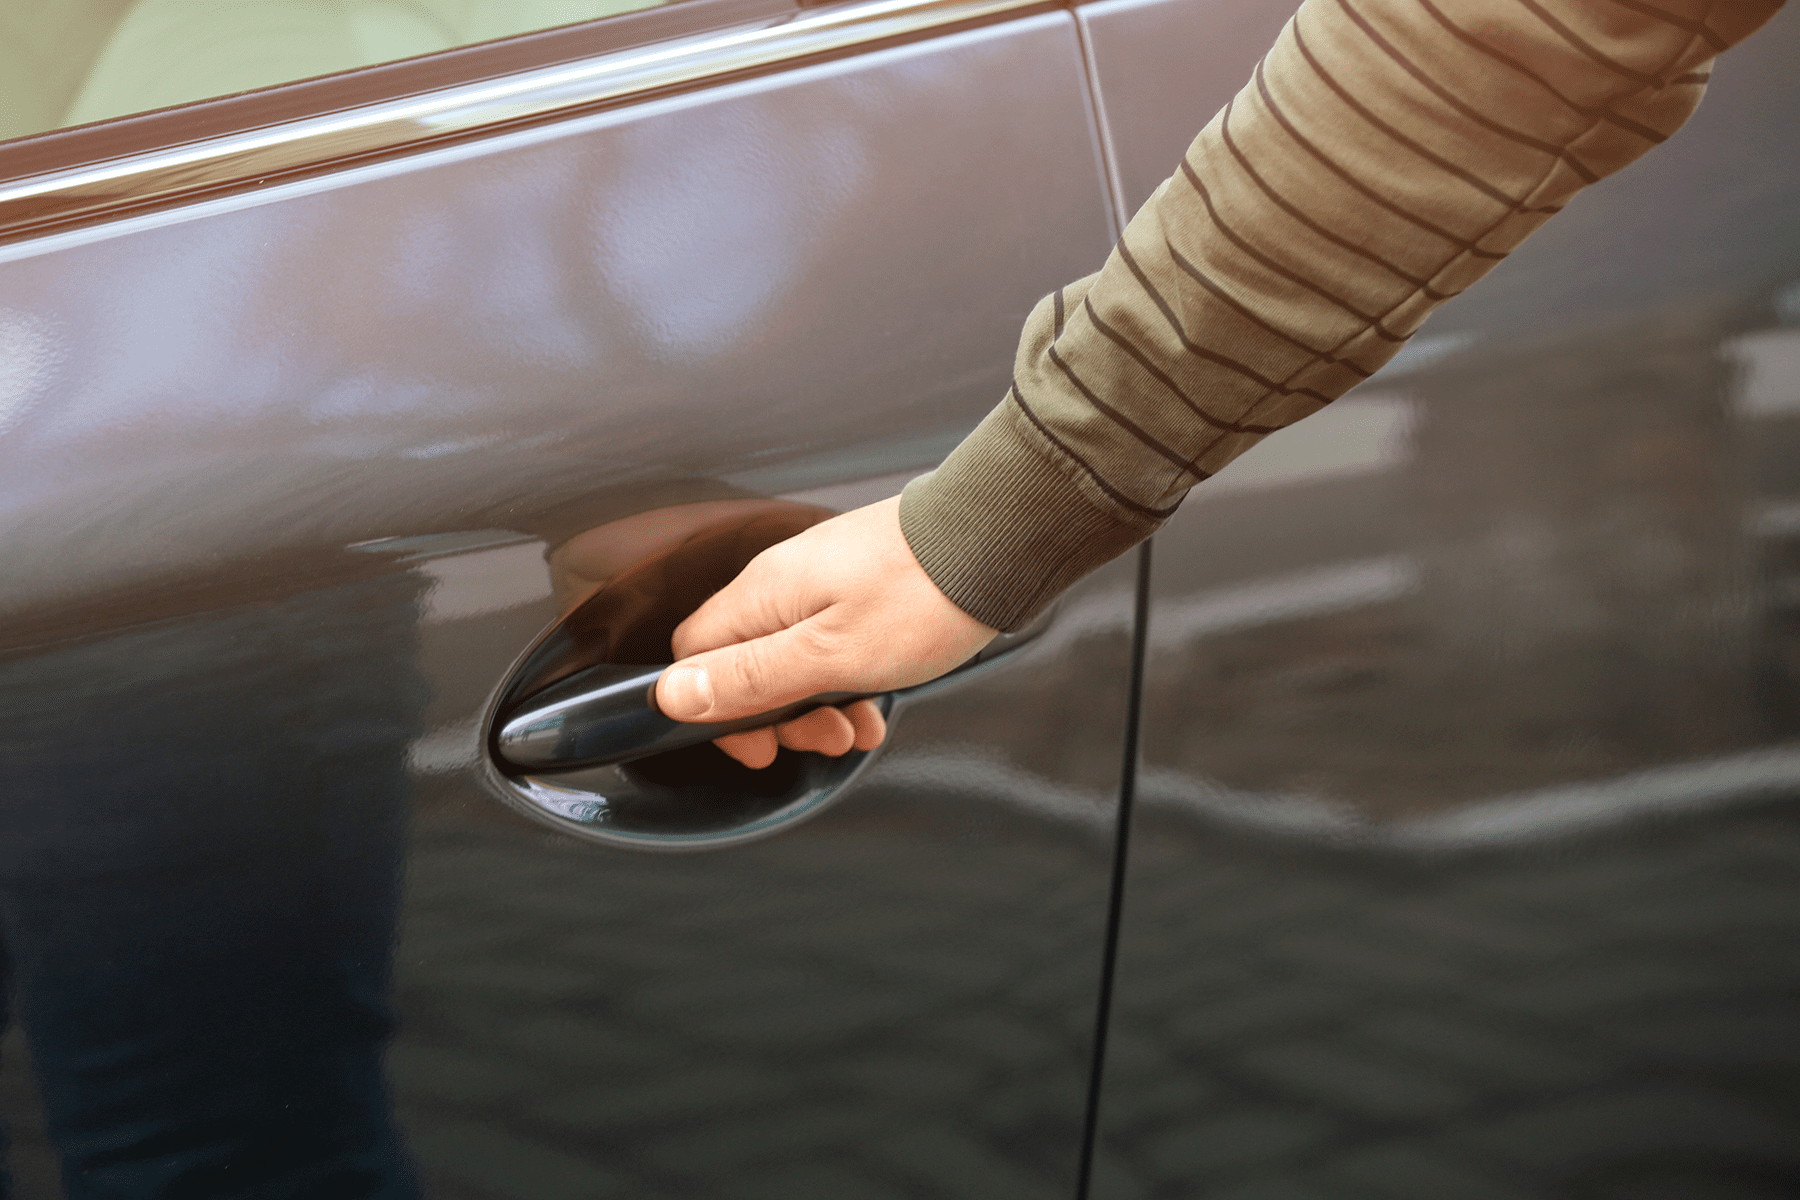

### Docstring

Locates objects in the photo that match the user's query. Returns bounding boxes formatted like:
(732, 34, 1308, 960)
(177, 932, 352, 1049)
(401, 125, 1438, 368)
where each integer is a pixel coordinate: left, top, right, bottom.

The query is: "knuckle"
(730, 640, 778, 704)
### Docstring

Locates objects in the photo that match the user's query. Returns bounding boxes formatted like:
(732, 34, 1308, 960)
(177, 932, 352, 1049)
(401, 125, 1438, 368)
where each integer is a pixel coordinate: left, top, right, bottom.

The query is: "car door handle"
(494, 662, 868, 773)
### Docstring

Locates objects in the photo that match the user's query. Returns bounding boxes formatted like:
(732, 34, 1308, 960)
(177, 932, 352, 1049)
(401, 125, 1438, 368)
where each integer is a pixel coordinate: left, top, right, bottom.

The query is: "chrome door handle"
(494, 662, 867, 773)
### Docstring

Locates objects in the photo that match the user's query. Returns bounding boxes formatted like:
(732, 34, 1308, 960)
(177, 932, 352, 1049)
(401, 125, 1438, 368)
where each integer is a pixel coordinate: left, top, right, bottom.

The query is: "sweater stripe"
(1005, 383, 1188, 518)
(1113, 240, 1343, 402)
(1511, 0, 1671, 86)
(1217, 94, 1460, 292)
(1335, 0, 1602, 182)
(1047, 345, 1208, 477)
(1176, 154, 1411, 338)
(1082, 295, 1291, 431)
(1602, 0, 1729, 50)
(1414, 0, 1672, 141)
(898, 0, 1785, 632)
(1157, 251, 1380, 378)
(1250, 59, 1519, 254)
(1291, 18, 1542, 211)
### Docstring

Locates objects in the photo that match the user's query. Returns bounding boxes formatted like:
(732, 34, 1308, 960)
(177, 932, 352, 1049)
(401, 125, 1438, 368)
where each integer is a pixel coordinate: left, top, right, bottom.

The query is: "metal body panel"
(0, 11, 1132, 1198)
(395, 552, 1136, 1198)
(1083, 1, 1800, 1195)
(0, 11, 1109, 635)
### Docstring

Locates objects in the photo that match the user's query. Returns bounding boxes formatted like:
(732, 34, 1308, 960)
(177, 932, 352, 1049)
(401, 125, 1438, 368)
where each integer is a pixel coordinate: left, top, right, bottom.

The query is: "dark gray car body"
(0, 0, 1795, 1196)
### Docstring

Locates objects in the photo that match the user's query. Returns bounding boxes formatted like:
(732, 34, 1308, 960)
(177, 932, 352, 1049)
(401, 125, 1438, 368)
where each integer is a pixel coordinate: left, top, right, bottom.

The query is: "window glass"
(0, 0, 669, 144)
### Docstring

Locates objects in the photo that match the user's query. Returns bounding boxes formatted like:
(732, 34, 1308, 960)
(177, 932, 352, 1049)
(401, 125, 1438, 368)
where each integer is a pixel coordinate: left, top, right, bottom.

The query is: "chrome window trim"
(0, 0, 1056, 244)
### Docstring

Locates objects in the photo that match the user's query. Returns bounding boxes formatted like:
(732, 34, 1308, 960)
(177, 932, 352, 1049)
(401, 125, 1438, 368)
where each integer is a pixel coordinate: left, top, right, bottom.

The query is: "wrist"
(898, 399, 1160, 633)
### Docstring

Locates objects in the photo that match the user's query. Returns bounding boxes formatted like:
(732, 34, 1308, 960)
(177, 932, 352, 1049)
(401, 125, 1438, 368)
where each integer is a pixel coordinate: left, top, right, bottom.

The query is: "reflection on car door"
(0, 2, 1139, 1196)
(1080, 0, 1800, 1195)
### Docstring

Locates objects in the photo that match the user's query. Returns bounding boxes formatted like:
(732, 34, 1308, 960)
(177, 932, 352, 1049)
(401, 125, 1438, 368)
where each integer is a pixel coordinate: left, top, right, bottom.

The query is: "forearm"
(902, 0, 1786, 632)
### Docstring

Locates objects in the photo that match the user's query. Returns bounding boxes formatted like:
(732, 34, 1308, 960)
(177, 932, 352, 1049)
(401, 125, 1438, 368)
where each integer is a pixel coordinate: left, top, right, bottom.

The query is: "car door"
(0, 3, 1141, 1197)
(1077, 1, 1800, 1196)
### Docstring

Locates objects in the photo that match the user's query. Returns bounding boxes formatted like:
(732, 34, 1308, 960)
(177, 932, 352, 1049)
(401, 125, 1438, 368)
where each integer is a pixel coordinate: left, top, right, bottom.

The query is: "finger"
(670, 545, 810, 660)
(773, 706, 857, 757)
(657, 619, 846, 724)
(713, 728, 779, 769)
(845, 699, 886, 751)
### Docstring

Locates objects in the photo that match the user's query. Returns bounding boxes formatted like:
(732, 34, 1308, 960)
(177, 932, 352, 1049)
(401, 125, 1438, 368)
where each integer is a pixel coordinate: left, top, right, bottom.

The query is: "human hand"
(653, 495, 996, 768)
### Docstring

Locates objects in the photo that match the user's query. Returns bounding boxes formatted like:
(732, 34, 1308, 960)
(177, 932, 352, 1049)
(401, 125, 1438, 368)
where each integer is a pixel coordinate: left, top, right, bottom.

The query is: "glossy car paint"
(1079, 0, 1800, 1194)
(0, 7, 1138, 1196)
(6, 0, 1796, 1196)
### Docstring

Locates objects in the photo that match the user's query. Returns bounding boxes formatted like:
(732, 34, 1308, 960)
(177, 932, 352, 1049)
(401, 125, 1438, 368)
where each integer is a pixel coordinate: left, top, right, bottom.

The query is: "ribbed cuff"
(898, 398, 1162, 632)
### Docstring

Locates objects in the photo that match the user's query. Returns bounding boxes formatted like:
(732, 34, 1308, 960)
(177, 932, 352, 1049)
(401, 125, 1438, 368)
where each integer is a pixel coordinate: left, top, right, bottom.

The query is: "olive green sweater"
(899, 0, 1787, 632)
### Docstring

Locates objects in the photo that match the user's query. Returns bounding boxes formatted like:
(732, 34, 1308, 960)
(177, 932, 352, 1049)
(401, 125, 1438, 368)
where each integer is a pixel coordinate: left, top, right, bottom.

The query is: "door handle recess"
(476, 502, 1062, 850)
(494, 662, 867, 774)
(495, 594, 1063, 775)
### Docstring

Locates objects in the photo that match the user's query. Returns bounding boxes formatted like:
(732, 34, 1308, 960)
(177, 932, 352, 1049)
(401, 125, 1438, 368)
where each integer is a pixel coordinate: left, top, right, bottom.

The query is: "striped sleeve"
(899, 0, 1787, 632)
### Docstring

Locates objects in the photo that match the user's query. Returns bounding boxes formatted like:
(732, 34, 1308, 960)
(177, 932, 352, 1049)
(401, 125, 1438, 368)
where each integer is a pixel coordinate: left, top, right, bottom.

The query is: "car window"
(1, 0, 677, 143)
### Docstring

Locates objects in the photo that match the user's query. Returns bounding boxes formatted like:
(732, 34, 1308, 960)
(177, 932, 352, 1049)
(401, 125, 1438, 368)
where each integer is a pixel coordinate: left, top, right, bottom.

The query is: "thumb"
(655, 623, 839, 724)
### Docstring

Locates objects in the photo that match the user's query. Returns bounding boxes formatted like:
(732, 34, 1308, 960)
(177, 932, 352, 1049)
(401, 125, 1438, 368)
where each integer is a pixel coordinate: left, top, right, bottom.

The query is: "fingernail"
(660, 666, 713, 718)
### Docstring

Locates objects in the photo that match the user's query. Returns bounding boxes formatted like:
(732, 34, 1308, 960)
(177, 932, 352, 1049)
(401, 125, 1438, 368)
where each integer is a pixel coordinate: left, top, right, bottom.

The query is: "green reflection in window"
(1, 0, 667, 145)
